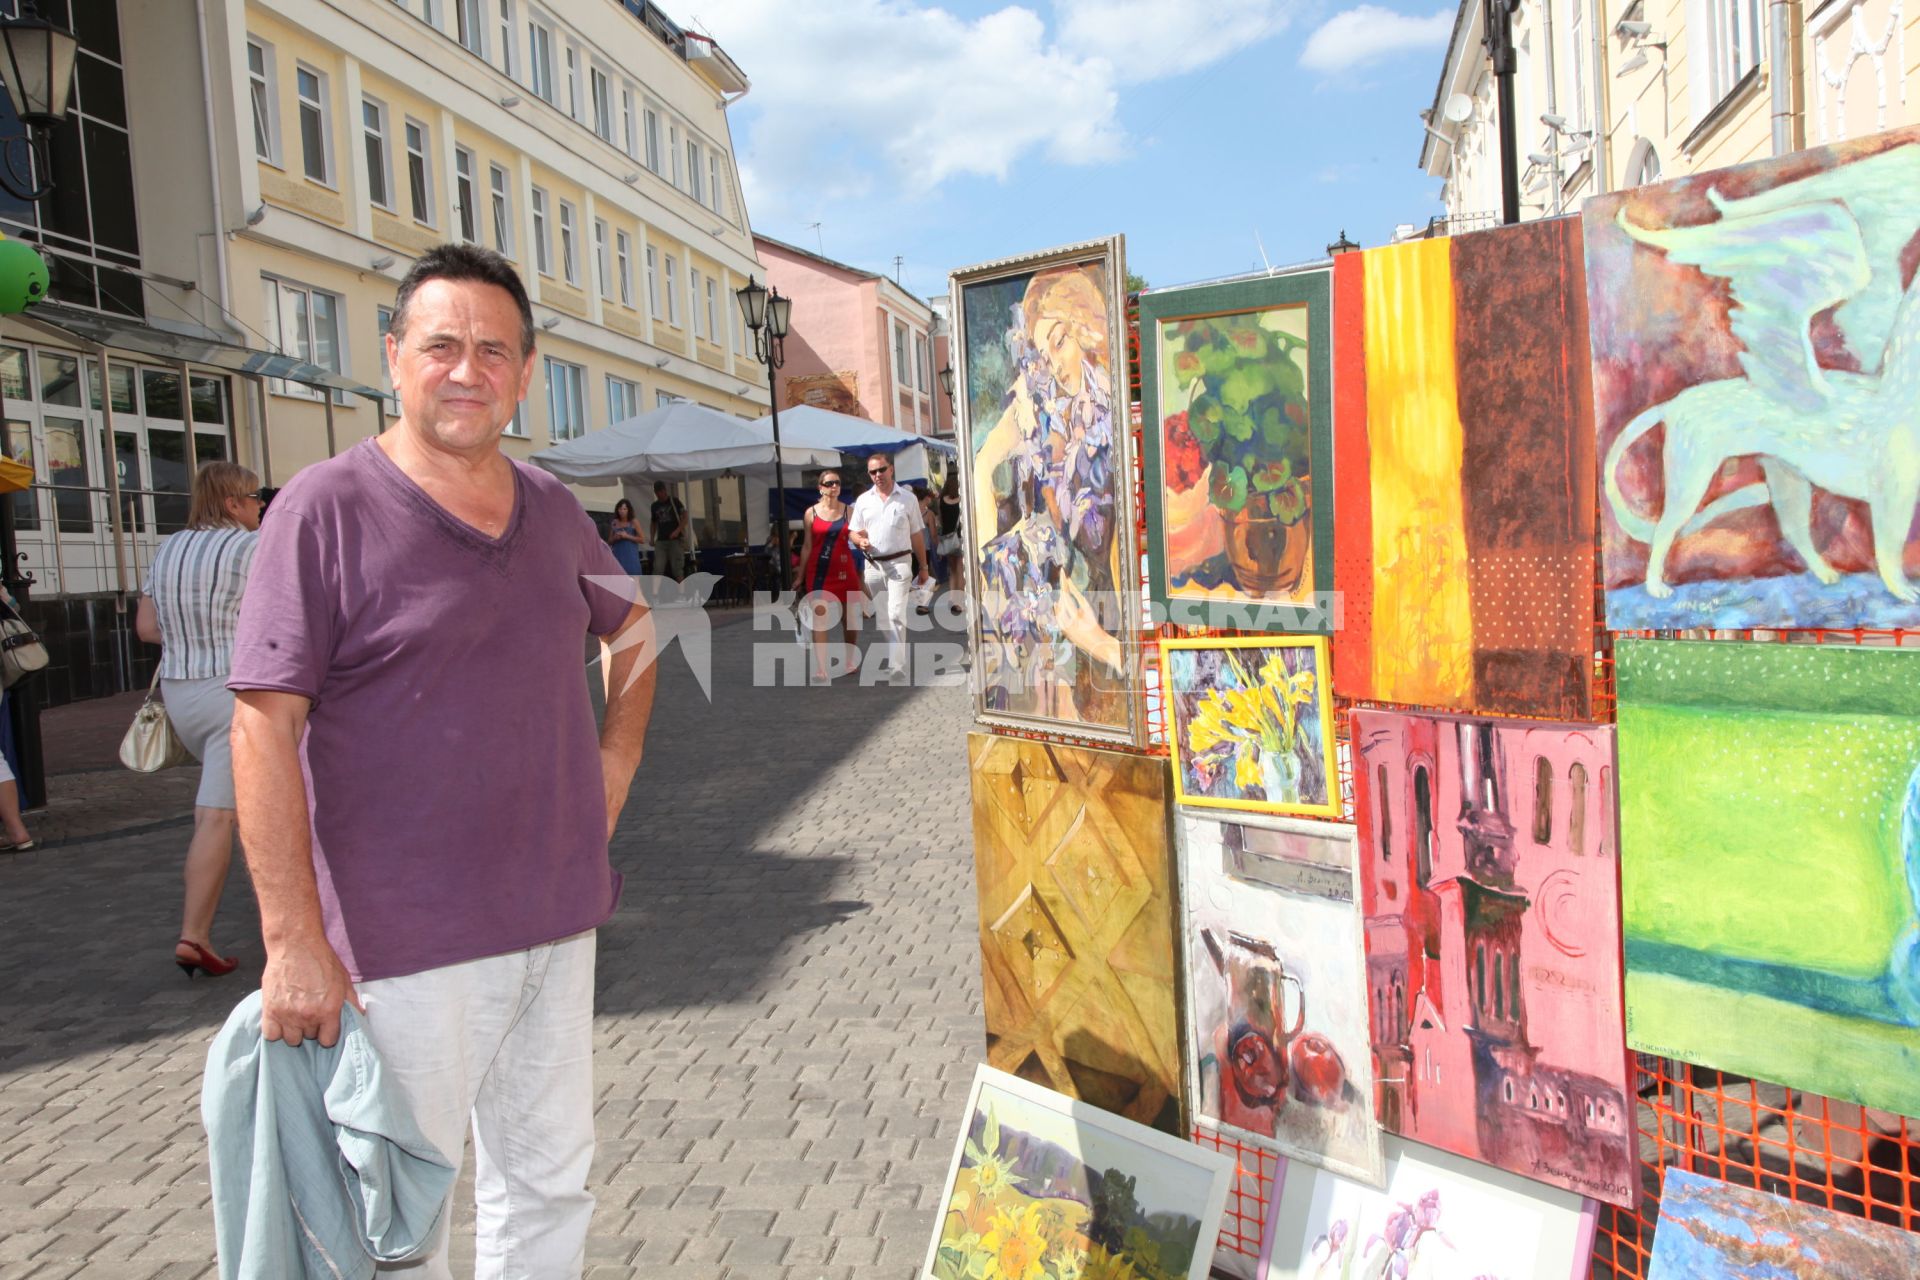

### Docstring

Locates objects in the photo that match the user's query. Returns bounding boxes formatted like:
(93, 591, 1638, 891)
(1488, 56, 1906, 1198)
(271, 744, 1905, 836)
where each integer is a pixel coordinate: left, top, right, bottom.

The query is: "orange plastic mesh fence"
(1192, 1126, 1282, 1269)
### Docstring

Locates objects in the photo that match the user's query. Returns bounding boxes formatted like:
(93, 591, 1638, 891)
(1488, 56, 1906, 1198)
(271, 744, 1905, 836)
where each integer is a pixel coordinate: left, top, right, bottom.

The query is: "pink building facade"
(753, 236, 949, 438)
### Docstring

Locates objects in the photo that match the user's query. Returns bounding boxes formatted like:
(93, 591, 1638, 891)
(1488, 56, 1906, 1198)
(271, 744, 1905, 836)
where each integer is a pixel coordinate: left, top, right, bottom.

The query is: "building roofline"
(754, 233, 884, 282)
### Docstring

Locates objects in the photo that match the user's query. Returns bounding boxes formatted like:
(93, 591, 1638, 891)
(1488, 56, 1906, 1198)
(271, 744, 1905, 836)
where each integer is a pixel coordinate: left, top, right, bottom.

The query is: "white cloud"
(1298, 5, 1452, 74)
(1053, 0, 1302, 82)
(691, 0, 1125, 222)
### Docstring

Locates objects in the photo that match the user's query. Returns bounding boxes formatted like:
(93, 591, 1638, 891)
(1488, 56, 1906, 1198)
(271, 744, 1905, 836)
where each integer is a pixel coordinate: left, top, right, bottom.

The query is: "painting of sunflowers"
(925, 1066, 1235, 1280)
(1161, 637, 1339, 818)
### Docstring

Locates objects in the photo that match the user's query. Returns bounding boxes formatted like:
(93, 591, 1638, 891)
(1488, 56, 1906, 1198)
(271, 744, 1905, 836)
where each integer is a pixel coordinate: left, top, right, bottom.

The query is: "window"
(564, 45, 580, 119)
(689, 267, 703, 337)
(621, 87, 636, 157)
(404, 119, 433, 224)
(531, 186, 551, 275)
(528, 20, 553, 103)
(664, 254, 679, 325)
(607, 374, 640, 422)
(643, 107, 661, 173)
(892, 320, 909, 388)
(454, 147, 477, 242)
(703, 275, 718, 343)
(590, 66, 612, 141)
(296, 65, 331, 184)
(686, 139, 703, 203)
(669, 122, 681, 186)
(615, 230, 633, 306)
(558, 200, 577, 285)
(645, 244, 660, 317)
(261, 275, 346, 402)
(1567, 0, 1588, 130)
(1533, 755, 1554, 844)
(456, 0, 484, 55)
(545, 356, 586, 440)
(593, 218, 610, 297)
(1692, 0, 1764, 113)
(496, 0, 515, 76)
(655, 389, 680, 409)
(707, 151, 721, 213)
(914, 332, 930, 393)
(421, 0, 441, 25)
(489, 163, 514, 256)
(247, 40, 278, 164)
(361, 97, 392, 209)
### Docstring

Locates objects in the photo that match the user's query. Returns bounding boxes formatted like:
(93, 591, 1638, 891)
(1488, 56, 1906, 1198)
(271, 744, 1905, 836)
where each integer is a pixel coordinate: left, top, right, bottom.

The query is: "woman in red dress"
(796, 469, 862, 681)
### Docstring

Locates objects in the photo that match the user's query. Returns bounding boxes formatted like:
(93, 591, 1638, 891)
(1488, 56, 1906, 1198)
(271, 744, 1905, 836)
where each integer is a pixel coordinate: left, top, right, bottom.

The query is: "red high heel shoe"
(175, 939, 239, 979)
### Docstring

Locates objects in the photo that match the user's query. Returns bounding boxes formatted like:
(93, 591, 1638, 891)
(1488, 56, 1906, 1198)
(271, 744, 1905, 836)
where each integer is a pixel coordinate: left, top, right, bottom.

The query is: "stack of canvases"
(931, 120, 1920, 1280)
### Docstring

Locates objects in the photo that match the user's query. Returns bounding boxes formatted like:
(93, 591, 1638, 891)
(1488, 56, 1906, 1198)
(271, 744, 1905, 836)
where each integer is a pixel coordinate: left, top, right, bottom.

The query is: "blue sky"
(686, 0, 1456, 301)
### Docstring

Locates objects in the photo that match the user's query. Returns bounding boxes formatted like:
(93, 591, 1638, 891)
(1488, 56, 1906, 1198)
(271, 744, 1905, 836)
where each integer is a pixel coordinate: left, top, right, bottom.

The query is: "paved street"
(0, 610, 984, 1278)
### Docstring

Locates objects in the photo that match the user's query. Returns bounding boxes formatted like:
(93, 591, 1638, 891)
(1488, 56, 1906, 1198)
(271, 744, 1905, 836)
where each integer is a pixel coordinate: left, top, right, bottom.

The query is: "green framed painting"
(1139, 269, 1335, 633)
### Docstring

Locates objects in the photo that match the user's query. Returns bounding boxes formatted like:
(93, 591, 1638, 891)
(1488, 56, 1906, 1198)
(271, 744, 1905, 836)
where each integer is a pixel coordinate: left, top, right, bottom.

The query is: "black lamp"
(1327, 230, 1360, 256)
(0, 2, 77, 202)
(736, 275, 794, 594)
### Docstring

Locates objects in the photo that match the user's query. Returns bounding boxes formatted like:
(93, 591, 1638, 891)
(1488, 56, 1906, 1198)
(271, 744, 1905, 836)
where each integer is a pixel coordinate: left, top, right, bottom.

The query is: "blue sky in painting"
(686, 0, 1454, 299)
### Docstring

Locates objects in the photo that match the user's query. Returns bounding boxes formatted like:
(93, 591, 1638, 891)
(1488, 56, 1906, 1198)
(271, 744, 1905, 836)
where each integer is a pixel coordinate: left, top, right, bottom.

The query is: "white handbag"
(119, 669, 190, 773)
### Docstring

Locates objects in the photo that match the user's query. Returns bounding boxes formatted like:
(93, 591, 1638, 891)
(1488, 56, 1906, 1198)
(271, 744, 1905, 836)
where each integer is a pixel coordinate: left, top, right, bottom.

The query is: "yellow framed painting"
(1160, 635, 1339, 818)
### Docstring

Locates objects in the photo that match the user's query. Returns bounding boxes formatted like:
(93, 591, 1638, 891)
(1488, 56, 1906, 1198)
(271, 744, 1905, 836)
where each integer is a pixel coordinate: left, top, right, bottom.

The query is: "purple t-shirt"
(229, 438, 633, 982)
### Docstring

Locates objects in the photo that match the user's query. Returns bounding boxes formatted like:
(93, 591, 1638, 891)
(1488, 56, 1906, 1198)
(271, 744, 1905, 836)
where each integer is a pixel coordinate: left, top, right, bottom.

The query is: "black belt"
(867, 549, 911, 562)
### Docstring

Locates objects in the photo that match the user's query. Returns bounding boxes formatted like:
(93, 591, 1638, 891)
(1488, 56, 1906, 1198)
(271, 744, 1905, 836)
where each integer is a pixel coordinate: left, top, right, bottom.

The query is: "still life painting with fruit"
(1179, 811, 1384, 1186)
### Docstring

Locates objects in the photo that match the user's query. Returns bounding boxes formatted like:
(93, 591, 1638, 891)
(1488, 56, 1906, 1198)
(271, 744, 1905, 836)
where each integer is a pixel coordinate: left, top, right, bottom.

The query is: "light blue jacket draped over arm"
(202, 992, 456, 1280)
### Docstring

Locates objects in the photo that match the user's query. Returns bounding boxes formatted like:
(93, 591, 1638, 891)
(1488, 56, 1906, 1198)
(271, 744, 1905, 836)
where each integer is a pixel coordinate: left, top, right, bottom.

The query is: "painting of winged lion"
(1583, 126, 1920, 629)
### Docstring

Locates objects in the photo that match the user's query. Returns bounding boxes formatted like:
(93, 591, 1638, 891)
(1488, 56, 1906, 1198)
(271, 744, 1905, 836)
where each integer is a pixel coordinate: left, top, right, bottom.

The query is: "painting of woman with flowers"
(1161, 636, 1339, 817)
(952, 238, 1143, 744)
(924, 1066, 1235, 1280)
(1140, 272, 1334, 632)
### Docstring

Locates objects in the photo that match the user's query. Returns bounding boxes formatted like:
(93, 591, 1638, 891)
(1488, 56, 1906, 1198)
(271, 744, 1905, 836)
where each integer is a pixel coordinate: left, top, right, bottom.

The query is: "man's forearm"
(601, 603, 656, 774)
(912, 531, 928, 575)
(231, 698, 326, 948)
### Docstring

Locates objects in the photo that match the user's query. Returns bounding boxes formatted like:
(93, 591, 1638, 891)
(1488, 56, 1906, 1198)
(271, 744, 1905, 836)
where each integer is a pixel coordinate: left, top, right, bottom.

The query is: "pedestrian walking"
(226, 243, 656, 1279)
(607, 497, 646, 575)
(0, 587, 34, 855)
(795, 469, 861, 682)
(937, 470, 964, 590)
(848, 453, 929, 681)
(650, 480, 691, 581)
(133, 461, 262, 978)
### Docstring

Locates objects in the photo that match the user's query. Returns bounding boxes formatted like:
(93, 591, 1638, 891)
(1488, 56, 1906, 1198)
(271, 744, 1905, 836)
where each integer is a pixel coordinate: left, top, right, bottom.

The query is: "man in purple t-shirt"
(228, 244, 654, 1278)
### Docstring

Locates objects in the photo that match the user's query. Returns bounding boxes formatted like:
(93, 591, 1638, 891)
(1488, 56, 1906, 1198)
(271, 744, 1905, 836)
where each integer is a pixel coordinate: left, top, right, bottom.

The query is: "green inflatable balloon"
(0, 239, 48, 315)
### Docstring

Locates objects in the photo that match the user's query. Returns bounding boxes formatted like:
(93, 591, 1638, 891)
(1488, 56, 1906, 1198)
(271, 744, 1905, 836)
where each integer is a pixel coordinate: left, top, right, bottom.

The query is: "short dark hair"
(389, 243, 535, 356)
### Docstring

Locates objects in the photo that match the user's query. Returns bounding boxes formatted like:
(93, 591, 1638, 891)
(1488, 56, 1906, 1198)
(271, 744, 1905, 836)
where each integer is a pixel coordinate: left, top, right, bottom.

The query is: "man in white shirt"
(848, 453, 930, 681)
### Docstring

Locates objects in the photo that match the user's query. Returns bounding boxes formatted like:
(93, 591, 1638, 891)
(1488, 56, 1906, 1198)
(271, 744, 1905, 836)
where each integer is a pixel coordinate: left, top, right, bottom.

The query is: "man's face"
(867, 459, 894, 494)
(387, 277, 533, 453)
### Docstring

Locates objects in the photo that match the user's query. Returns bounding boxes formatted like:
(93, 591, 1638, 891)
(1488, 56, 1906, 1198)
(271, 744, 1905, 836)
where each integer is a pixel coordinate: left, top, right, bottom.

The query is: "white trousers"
(357, 932, 598, 1280)
(863, 557, 912, 674)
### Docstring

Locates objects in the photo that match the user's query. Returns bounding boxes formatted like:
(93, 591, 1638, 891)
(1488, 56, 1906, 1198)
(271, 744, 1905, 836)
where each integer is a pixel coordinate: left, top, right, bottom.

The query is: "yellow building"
(0, 0, 762, 703)
(1418, 0, 1920, 226)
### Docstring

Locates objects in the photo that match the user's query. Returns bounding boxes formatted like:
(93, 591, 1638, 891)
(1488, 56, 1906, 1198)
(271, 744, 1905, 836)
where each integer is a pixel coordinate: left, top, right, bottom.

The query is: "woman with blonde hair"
(970, 263, 1125, 724)
(135, 461, 264, 978)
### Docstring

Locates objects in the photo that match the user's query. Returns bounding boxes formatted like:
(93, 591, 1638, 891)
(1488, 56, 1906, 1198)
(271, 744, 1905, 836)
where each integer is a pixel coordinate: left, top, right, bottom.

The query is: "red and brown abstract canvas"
(1350, 709, 1636, 1208)
(1331, 221, 1596, 720)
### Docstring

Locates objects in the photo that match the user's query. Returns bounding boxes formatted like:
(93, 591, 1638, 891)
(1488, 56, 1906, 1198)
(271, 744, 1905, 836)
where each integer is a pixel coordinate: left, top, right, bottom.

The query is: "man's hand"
(850, 529, 872, 551)
(260, 933, 361, 1048)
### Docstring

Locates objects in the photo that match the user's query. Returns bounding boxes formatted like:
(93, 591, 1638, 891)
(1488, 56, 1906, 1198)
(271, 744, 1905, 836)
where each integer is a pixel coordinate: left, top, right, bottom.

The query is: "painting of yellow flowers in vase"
(1161, 637, 1339, 818)
(925, 1066, 1235, 1280)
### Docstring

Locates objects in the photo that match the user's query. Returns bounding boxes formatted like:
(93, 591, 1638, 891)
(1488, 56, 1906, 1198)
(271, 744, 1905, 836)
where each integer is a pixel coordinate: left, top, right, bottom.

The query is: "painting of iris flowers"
(1162, 637, 1338, 818)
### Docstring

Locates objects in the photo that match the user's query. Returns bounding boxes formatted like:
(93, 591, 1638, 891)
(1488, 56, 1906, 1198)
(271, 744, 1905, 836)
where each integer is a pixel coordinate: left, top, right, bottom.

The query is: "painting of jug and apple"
(1178, 810, 1385, 1187)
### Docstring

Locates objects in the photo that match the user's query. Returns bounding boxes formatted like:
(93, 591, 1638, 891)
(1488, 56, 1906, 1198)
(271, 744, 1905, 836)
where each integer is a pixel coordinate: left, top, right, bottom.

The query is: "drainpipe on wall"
(1770, 0, 1797, 154)
(193, 0, 235, 331)
(1589, 0, 1611, 193)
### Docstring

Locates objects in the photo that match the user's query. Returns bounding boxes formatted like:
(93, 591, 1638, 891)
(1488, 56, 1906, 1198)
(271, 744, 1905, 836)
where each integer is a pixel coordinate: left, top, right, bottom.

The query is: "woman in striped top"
(135, 462, 263, 978)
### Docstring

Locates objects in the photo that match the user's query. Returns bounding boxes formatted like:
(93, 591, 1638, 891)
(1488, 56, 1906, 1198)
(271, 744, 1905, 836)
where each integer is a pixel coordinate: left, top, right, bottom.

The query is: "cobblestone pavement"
(0, 608, 985, 1278)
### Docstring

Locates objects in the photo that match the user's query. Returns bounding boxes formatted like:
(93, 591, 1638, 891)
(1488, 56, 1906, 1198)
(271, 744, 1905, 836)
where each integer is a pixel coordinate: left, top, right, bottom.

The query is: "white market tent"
(750, 404, 959, 482)
(528, 399, 840, 485)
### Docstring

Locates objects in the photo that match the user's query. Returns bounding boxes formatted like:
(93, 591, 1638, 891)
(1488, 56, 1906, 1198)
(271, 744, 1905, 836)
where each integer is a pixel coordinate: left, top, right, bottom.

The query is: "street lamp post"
(0, 2, 78, 202)
(0, 1, 74, 811)
(736, 275, 793, 593)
